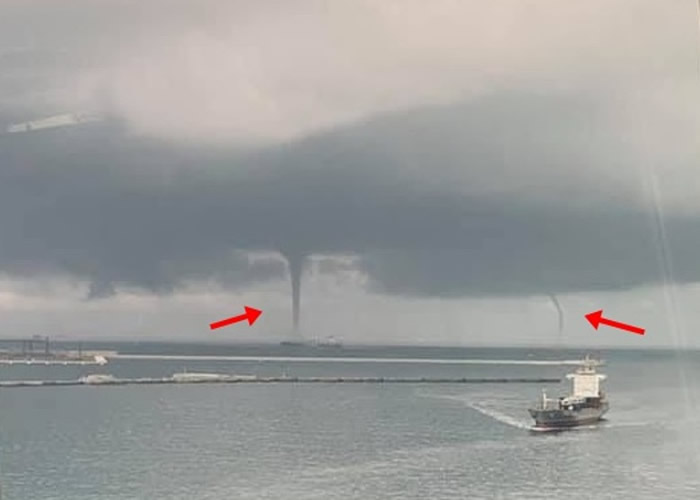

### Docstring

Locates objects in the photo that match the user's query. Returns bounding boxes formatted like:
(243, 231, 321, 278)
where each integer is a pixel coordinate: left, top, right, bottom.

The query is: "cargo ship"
(528, 355, 608, 429)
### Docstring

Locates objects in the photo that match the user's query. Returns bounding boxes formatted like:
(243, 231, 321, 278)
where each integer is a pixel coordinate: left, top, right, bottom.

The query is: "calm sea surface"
(1, 344, 699, 499)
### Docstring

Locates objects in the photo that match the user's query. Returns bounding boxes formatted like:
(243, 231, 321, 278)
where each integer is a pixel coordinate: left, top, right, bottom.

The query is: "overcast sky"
(1, 0, 699, 347)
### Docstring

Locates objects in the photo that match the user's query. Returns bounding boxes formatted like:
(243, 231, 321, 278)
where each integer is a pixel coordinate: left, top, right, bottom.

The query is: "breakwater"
(0, 375, 561, 388)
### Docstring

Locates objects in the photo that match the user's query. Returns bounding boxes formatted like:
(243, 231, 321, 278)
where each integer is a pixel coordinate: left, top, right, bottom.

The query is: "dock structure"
(0, 375, 562, 388)
(0, 336, 51, 357)
(0, 358, 107, 366)
(0, 337, 110, 365)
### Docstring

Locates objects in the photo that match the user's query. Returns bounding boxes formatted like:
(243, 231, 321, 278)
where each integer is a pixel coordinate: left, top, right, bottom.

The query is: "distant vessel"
(280, 341, 309, 347)
(313, 336, 343, 349)
(528, 355, 609, 429)
(5, 112, 101, 135)
(280, 336, 343, 349)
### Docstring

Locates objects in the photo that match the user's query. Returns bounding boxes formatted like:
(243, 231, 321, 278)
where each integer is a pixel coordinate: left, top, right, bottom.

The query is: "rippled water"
(1, 346, 699, 499)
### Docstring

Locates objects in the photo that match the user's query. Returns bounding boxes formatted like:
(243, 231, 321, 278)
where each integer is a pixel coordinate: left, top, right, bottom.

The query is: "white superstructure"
(565, 356, 606, 398)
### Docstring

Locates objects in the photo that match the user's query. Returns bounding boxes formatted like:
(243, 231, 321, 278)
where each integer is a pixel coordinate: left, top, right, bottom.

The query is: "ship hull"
(529, 402, 609, 429)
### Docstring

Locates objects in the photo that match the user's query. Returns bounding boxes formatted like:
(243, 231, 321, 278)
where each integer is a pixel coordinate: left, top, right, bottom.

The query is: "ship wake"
(425, 393, 534, 431)
(467, 402, 534, 431)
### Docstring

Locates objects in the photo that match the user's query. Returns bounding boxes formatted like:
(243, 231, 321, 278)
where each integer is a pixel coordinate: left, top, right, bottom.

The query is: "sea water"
(0, 345, 698, 499)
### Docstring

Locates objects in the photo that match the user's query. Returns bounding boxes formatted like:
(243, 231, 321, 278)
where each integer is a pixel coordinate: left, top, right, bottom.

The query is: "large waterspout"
(548, 293, 564, 340)
(282, 250, 306, 332)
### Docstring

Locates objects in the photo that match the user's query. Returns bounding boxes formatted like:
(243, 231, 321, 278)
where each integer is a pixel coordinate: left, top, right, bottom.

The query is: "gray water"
(1, 346, 699, 499)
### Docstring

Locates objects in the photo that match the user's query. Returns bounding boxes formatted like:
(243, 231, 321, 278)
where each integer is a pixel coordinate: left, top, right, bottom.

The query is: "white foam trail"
(467, 403, 533, 430)
(113, 354, 583, 365)
(601, 420, 653, 429)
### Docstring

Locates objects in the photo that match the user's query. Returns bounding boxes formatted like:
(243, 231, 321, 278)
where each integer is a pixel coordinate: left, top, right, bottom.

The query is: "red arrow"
(210, 306, 262, 330)
(585, 309, 645, 335)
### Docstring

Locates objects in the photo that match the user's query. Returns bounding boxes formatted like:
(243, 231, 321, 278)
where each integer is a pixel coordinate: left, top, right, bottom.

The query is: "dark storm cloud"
(0, 91, 696, 297)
